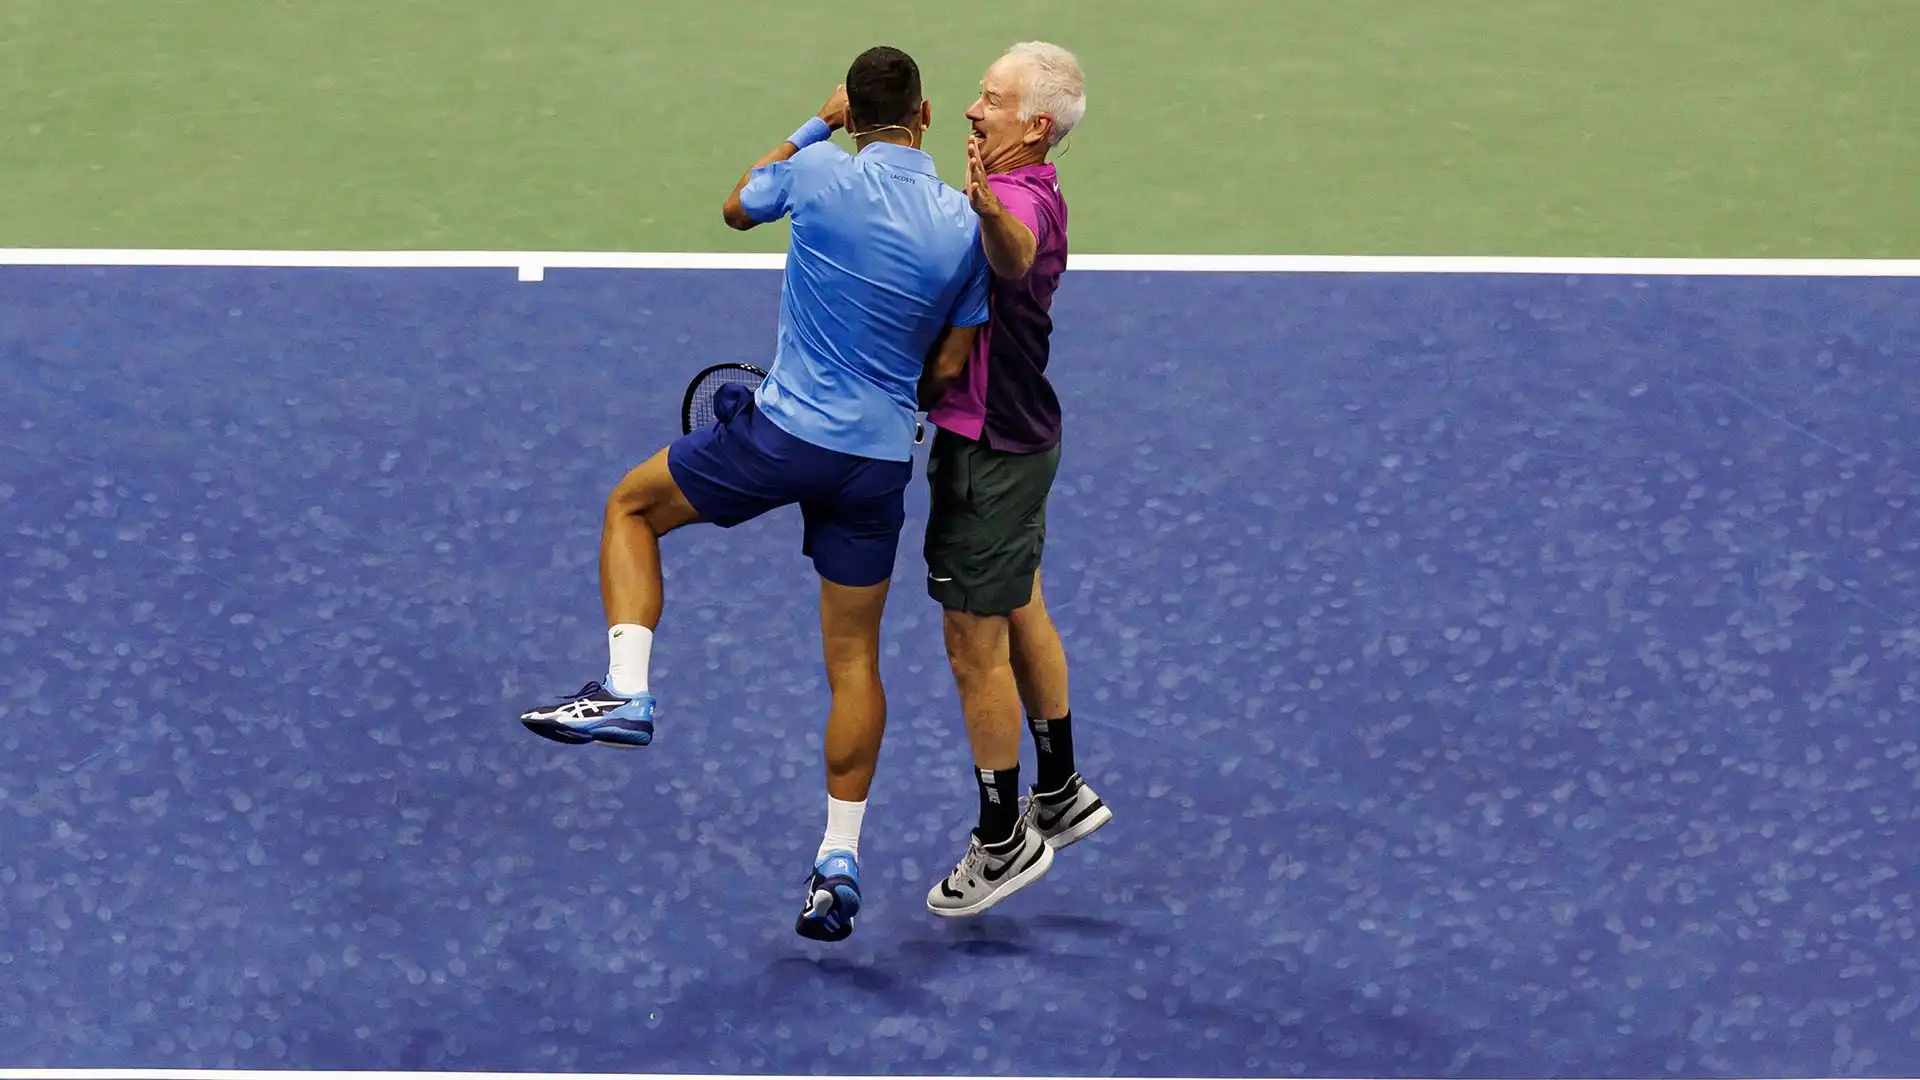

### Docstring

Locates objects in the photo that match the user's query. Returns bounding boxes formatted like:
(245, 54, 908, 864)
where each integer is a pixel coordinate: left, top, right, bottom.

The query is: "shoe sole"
(926, 841, 1056, 919)
(1041, 802, 1112, 849)
(795, 882, 861, 942)
(519, 716, 652, 747)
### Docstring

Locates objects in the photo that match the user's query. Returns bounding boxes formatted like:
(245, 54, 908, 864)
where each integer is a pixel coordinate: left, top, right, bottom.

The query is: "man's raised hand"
(818, 85, 849, 131)
(966, 135, 1001, 218)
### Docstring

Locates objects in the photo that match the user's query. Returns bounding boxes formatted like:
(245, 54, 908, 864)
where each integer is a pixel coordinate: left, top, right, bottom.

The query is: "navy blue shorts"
(667, 387, 911, 588)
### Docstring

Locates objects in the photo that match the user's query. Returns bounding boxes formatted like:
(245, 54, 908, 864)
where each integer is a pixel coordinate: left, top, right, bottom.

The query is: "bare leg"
(942, 610, 1024, 773)
(518, 447, 700, 745)
(800, 568, 894, 944)
(1007, 570, 1069, 720)
(818, 576, 893, 802)
(925, 601, 1057, 916)
(599, 447, 702, 629)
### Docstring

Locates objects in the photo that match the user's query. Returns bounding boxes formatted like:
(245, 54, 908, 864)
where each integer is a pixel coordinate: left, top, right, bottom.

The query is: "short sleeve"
(950, 238, 991, 328)
(740, 142, 843, 224)
(737, 159, 796, 224)
(989, 175, 1053, 249)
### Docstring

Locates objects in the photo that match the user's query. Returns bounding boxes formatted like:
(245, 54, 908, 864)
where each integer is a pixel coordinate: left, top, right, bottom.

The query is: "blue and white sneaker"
(518, 680, 655, 747)
(795, 849, 862, 942)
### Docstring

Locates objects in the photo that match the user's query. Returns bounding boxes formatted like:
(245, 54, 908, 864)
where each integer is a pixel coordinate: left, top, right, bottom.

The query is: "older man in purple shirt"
(917, 41, 1111, 918)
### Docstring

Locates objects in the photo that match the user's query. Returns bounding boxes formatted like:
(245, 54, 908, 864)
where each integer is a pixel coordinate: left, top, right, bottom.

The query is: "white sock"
(817, 796, 866, 862)
(606, 624, 652, 696)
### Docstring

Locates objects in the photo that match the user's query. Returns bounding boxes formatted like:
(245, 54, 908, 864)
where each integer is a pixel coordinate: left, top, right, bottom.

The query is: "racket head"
(681, 362, 769, 434)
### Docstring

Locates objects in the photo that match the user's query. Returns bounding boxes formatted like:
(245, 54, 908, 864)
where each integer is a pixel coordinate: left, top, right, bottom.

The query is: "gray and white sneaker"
(1024, 773, 1112, 849)
(926, 820, 1056, 918)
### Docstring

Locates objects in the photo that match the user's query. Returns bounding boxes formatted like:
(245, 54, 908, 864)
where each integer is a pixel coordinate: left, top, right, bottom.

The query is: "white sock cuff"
(607, 623, 653, 696)
(819, 796, 867, 861)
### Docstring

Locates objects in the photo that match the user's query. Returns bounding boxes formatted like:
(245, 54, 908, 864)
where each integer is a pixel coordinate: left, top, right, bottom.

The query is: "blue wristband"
(787, 115, 832, 149)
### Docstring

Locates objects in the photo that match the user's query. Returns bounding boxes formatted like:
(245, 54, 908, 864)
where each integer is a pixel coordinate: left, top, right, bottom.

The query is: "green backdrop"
(3, 0, 1915, 256)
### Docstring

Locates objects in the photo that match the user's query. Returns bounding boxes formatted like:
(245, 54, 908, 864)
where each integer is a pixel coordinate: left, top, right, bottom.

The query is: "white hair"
(1004, 41, 1086, 146)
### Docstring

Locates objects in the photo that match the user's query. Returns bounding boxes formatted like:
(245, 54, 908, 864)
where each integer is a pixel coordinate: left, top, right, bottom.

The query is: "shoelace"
(949, 837, 991, 887)
(547, 684, 619, 720)
(553, 681, 609, 702)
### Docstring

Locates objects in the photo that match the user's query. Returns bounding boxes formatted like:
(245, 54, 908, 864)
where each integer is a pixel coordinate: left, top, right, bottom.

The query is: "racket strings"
(682, 363, 923, 444)
(686, 369, 767, 430)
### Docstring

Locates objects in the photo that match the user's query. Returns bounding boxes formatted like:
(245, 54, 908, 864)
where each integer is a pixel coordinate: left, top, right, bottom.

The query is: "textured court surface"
(3, 265, 1917, 1074)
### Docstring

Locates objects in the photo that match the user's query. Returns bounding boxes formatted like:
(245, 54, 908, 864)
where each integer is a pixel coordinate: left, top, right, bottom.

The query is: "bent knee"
(606, 482, 648, 522)
(821, 621, 885, 687)
(822, 649, 883, 689)
(943, 611, 1009, 673)
(607, 456, 696, 531)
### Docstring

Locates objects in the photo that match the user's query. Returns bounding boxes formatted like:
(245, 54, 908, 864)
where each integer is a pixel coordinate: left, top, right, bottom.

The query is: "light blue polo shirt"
(738, 140, 991, 462)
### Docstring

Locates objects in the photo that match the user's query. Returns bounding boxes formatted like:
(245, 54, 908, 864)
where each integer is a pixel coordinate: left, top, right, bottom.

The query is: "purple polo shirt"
(927, 163, 1068, 453)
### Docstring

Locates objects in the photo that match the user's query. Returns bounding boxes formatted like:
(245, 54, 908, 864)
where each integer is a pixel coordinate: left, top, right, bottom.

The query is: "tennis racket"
(681, 362, 768, 434)
(679, 360, 928, 444)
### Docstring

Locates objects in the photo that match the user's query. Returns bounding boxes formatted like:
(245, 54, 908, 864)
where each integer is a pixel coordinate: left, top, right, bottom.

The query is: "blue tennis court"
(2, 263, 1916, 1074)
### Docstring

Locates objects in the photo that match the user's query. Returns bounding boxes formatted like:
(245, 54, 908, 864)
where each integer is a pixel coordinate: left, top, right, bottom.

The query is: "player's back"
(751, 140, 989, 464)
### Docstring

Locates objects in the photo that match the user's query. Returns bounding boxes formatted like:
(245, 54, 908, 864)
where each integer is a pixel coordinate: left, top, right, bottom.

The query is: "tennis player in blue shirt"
(517, 46, 991, 942)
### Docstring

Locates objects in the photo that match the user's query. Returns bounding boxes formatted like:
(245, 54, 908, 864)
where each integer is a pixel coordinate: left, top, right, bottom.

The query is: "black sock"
(975, 765, 1022, 846)
(1029, 712, 1076, 794)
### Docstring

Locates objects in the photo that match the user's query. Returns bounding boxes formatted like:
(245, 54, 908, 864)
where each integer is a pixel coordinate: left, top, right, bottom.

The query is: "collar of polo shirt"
(856, 140, 937, 174)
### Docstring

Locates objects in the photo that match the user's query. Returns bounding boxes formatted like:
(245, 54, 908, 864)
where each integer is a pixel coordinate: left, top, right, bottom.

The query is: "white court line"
(0, 1074, 1111, 1080)
(16, 1074, 1183, 1080)
(2, 1073, 1912, 1080)
(1, 249, 1919, 277)
(5, 1075, 1910, 1080)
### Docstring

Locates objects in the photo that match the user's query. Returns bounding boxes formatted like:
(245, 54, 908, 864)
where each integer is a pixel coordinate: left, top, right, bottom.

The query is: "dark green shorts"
(923, 429, 1061, 616)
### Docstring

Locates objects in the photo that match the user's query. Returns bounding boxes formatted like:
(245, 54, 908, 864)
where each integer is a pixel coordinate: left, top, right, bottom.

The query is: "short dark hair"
(845, 46, 922, 133)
